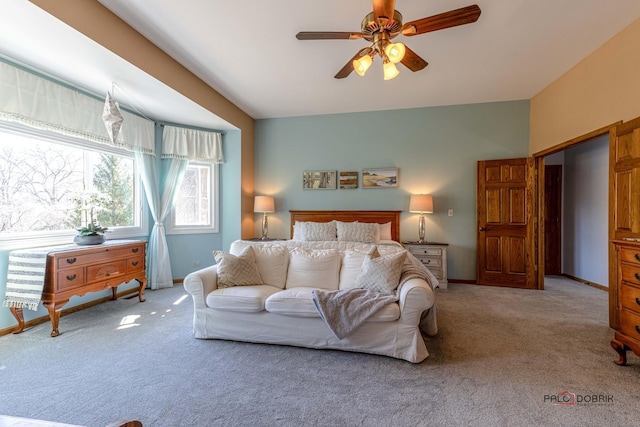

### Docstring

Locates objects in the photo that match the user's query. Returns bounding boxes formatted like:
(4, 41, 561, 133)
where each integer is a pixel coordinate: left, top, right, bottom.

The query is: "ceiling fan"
(296, 0, 481, 80)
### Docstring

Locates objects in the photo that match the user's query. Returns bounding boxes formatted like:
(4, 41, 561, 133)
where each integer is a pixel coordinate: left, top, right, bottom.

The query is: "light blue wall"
(562, 135, 609, 286)
(254, 100, 530, 280)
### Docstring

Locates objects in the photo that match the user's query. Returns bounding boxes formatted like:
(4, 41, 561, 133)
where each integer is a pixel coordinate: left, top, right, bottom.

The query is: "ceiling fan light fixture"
(353, 54, 373, 76)
(383, 61, 399, 80)
(384, 42, 406, 64)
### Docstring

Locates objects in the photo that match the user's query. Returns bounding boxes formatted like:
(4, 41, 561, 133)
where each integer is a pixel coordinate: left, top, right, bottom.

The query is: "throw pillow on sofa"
(355, 246, 406, 294)
(229, 242, 289, 289)
(213, 246, 263, 288)
(286, 247, 340, 290)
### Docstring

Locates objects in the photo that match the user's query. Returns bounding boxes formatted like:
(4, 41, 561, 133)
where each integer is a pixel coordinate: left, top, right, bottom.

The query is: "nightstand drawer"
(417, 257, 442, 268)
(407, 247, 442, 257)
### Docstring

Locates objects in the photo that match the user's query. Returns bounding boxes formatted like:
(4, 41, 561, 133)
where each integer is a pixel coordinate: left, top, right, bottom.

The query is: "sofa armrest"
(397, 278, 435, 328)
(183, 264, 219, 309)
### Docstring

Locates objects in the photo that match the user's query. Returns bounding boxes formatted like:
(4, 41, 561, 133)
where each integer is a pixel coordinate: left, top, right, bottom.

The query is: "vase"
(73, 234, 106, 245)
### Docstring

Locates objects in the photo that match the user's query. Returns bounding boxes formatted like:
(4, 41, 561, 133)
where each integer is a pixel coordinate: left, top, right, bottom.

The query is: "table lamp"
(409, 194, 433, 243)
(254, 196, 275, 240)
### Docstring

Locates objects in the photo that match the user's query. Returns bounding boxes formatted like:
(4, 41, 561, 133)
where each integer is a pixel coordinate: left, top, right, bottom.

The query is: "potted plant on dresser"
(72, 191, 109, 245)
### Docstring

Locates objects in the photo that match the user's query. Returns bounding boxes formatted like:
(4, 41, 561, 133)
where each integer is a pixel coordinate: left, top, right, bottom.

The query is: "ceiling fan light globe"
(383, 61, 400, 80)
(384, 42, 406, 64)
(353, 55, 373, 76)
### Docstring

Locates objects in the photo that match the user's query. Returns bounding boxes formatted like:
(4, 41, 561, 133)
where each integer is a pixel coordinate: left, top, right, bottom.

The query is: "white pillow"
(251, 245, 289, 289)
(286, 248, 340, 290)
(336, 221, 377, 243)
(339, 250, 367, 290)
(292, 221, 337, 241)
(377, 222, 393, 241)
(355, 246, 406, 294)
(213, 246, 263, 288)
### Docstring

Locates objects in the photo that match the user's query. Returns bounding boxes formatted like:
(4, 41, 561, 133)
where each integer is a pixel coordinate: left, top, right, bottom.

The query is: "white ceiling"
(2, 0, 640, 129)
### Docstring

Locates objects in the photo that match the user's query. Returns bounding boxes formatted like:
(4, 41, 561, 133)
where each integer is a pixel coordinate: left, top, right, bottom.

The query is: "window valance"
(161, 125, 224, 163)
(0, 61, 154, 154)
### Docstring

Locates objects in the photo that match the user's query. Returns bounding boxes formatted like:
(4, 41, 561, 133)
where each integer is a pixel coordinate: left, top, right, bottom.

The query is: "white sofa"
(183, 239, 438, 363)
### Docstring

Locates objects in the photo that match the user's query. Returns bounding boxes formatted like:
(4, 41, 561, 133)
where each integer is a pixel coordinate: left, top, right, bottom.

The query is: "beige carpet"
(0, 276, 638, 426)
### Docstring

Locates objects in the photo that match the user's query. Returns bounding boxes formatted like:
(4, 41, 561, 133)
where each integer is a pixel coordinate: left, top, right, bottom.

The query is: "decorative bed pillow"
(286, 247, 340, 290)
(376, 222, 393, 242)
(336, 221, 377, 243)
(292, 221, 337, 241)
(213, 246, 263, 288)
(355, 246, 406, 294)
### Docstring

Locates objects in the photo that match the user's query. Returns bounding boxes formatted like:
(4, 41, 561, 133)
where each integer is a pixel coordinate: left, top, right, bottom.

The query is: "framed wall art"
(362, 167, 398, 188)
(303, 170, 337, 189)
(339, 171, 358, 189)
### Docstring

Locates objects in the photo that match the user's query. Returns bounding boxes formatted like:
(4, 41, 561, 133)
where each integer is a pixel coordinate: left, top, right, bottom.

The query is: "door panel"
(544, 165, 562, 275)
(477, 158, 537, 289)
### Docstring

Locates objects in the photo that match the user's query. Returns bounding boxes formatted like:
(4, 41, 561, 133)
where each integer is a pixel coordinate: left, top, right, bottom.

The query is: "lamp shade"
(353, 54, 373, 76)
(254, 196, 275, 213)
(384, 42, 406, 64)
(409, 194, 433, 213)
(383, 61, 400, 80)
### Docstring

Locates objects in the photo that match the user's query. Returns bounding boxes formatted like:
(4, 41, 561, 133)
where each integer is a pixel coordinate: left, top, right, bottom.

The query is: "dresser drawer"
(56, 246, 144, 269)
(620, 283, 640, 314)
(620, 309, 640, 342)
(127, 256, 145, 273)
(86, 260, 127, 282)
(407, 247, 442, 257)
(620, 263, 640, 286)
(56, 267, 85, 291)
(620, 247, 640, 267)
(426, 267, 443, 280)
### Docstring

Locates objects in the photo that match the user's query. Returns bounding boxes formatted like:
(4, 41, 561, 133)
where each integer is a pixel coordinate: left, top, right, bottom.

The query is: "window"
(167, 162, 219, 234)
(0, 126, 146, 247)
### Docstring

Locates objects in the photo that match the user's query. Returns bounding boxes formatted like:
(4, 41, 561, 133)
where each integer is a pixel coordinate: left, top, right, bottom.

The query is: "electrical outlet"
(448, 209, 454, 217)
(192, 261, 200, 267)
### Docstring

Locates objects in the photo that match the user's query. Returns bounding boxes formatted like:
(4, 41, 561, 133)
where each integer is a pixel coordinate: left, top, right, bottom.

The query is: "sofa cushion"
(230, 242, 289, 289)
(338, 250, 367, 290)
(206, 285, 281, 313)
(214, 246, 263, 288)
(336, 221, 377, 243)
(265, 287, 320, 318)
(286, 248, 340, 290)
(355, 247, 406, 294)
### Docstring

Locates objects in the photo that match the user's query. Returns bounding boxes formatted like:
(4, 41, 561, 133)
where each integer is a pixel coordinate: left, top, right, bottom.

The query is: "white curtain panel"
(161, 125, 224, 163)
(0, 60, 154, 154)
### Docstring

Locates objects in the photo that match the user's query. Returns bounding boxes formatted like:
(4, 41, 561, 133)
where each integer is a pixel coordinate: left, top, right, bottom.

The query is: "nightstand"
(402, 242, 448, 289)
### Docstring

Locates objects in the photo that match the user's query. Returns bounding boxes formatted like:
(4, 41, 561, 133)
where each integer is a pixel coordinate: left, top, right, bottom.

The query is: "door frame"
(532, 121, 621, 290)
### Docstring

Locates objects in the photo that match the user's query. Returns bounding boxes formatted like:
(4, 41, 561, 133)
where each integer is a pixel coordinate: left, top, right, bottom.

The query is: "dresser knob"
(132, 261, 139, 266)
(132, 248, 139, 253)
(636, 325, 640, 335)
(66, 257, 77, 264)
(66, 274, 76, 281)
(635, 253, 640, 262)
(636, 298, 640, 306)
(635, 273, 640, 282)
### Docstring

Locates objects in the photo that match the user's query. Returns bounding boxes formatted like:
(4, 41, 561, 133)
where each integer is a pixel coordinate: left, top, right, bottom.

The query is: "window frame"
(166, 161, 219, 235)
(0, 122, 148, 249)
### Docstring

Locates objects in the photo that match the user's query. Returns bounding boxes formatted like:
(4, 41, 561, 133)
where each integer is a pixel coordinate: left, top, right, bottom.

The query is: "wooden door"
(544, 165, 562, 275)
(477, 158, 537, 289)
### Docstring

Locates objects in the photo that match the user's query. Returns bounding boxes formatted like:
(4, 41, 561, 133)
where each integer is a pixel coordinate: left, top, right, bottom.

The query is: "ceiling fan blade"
(335, 47, 371, 79)
(373, 0, 396, 21)
(401, 4, 481, 36)
(400, 46, 428, 72)
(296, 32, 363, 40)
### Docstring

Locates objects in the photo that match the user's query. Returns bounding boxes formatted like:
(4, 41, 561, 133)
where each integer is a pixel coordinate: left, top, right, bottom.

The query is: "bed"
(289, 210, 401, 242)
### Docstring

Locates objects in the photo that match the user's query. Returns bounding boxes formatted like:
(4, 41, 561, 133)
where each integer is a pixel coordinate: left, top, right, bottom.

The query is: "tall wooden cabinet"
(609, 117, 640, 365)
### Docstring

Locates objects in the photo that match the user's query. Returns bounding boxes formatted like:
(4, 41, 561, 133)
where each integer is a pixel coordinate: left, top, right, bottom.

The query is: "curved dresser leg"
(43, 300, 67, 337)
(611, 339, 628, 366)
(9, 306, 25, 334)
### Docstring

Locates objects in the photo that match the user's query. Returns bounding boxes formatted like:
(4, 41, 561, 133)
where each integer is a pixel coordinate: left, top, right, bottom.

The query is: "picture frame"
(339, 171, 358, 189)
(362, 167, 398, 188)
(303, 170, 337, 190)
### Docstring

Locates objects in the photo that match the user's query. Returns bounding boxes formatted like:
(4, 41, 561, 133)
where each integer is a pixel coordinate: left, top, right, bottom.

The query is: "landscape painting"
(362, 168, 398, 188)
(303, 170, 337, 189)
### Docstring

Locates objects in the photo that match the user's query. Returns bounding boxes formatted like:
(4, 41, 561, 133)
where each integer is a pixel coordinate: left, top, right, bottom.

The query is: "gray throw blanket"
(311, 288, 398, 339)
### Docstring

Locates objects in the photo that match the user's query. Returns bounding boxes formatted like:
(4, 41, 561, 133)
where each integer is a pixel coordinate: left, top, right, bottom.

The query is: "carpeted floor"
(1, 276, 639, 427)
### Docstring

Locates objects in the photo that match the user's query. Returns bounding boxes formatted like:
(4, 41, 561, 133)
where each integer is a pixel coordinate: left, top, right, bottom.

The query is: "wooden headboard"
(289, 210, 401, 242)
